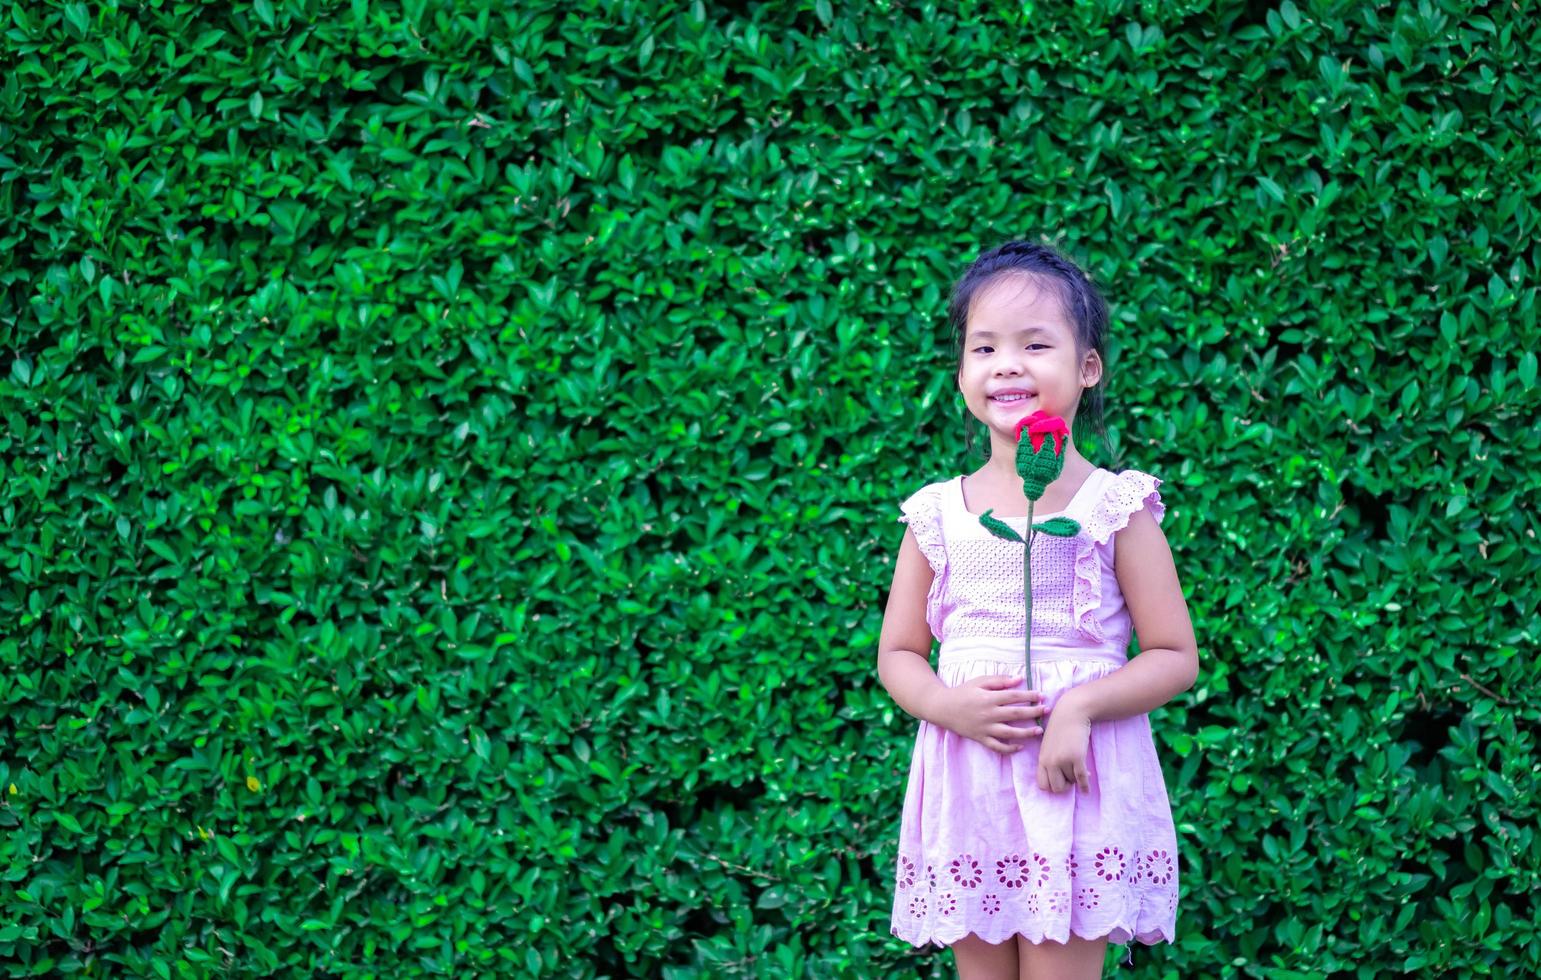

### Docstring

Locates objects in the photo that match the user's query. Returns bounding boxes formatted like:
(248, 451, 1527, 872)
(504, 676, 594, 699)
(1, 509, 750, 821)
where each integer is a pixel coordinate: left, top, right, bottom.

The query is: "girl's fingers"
(995, 723, 1043, 740)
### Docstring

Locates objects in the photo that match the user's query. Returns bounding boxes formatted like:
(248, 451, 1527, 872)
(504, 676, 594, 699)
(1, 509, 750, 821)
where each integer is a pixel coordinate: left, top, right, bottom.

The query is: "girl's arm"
(876, 527, 951, 724)
(1060, 505, 1200, 723)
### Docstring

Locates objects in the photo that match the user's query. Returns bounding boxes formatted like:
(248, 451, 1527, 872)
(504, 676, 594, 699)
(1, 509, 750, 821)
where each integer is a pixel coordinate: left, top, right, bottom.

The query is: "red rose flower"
(1013, 410, 1071, 455)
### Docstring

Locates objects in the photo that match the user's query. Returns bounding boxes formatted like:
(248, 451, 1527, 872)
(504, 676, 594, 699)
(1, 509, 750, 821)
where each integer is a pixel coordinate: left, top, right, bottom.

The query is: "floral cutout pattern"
(893, 844, 1176, 939)
(1137, 848, 1176, 886)
(948, 855, 983, 889)
(903, 846, 1174, 893)
(995, 853, 1031, 889)
(1094, 845, 1127, 882)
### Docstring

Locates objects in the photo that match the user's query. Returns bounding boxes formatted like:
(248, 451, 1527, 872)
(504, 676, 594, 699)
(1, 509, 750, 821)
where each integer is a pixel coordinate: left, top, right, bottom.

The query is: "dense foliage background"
(3, 0, 1538, 976)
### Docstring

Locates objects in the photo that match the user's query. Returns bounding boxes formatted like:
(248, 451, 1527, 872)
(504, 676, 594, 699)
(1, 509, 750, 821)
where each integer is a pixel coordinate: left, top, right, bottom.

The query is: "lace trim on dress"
(898, 483, 946, 575)
(1072, 470, 1165, 641)
(893, 841, 1179, 946)
(898, 483, 948, 636)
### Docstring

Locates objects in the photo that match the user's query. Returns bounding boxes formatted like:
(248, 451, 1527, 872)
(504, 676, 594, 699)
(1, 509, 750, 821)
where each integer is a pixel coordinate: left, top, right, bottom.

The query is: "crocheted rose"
(977, 411, 1083, 675)
(977, 412, 1083, 541)
(1014, 412, 1071, 499)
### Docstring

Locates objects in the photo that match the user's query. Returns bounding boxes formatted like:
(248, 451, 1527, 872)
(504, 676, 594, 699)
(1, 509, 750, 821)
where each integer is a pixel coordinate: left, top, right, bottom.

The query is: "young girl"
(878, 240, 1199, 979)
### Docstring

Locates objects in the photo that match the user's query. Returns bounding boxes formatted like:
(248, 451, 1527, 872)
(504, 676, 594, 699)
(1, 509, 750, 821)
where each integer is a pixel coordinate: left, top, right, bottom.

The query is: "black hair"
(947, 238, 1117, 468)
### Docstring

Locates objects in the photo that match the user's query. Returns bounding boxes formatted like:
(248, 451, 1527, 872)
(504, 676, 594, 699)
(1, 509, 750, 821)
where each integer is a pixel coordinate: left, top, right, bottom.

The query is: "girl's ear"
(1081, 349, 1104, 389)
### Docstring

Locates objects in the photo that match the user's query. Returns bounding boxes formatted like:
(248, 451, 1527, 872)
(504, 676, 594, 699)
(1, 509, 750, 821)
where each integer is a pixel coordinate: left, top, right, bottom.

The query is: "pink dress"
(889, 466, 1180, 952)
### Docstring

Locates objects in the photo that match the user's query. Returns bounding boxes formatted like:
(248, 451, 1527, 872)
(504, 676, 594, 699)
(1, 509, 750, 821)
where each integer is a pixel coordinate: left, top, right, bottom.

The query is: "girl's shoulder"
(898, 475, 954, 513)
(1083, 466, 1166, 545)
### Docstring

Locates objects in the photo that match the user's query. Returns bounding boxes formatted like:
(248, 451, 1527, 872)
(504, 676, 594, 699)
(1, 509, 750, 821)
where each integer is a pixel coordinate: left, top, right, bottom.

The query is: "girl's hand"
(932, 676, 1048, 755)
(1037, 699, 1092, 793)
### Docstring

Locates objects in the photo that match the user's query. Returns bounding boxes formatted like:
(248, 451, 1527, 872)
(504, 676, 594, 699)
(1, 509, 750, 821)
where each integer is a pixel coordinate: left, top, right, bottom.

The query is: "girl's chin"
(989, 401, 1038, 422)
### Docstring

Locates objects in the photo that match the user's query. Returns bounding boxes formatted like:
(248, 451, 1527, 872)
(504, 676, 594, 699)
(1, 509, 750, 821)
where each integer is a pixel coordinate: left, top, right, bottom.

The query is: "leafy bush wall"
(2, 0, 1537, 976)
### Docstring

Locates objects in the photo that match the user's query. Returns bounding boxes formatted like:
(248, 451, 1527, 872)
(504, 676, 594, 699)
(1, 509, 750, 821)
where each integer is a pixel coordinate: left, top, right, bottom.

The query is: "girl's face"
(957, 274, 1102, 453)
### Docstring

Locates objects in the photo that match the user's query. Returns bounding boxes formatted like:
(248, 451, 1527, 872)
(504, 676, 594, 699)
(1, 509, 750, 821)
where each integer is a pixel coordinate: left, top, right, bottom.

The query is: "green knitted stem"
(1015, 432, 1068, 677)
(1030, 516, 1081, 537)
(1025, 498, 1033, 677)
(977, 509, 1024, 544)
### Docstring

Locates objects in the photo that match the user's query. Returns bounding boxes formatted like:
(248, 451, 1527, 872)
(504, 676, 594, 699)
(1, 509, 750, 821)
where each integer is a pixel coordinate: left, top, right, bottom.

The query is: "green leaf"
(756, 885, 787, 909)
(1031, 517, 1081, 537)
(977, 510, 1023, 543)
(1428, 235, 1448, 266)
(63, 2, 89, 37)
(1518, 351, 1537, 389)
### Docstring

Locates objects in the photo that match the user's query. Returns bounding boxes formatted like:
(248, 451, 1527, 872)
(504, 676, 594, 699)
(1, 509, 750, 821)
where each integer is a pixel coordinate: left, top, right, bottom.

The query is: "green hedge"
(3, 0, 1538, 976)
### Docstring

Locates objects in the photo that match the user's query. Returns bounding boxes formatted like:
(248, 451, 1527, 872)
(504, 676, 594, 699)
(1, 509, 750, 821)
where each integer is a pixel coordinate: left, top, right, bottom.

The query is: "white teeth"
(993, 394, 1031, 402)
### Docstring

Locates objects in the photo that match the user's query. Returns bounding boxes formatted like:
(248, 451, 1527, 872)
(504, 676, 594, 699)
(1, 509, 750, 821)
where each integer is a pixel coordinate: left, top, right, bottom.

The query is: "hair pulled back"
(947, 239, 1115, 466)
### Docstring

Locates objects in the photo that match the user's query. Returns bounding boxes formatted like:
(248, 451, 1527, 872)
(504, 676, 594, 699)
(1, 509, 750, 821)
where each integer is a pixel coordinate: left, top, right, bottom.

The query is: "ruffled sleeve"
(1071, 469, 1164, 642)
(897, 483, 946, 577)
(1086, 469, 1165, 545)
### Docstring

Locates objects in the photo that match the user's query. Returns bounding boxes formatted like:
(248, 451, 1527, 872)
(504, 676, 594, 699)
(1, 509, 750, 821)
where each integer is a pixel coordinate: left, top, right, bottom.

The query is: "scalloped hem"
(891, 921, 1176, 950)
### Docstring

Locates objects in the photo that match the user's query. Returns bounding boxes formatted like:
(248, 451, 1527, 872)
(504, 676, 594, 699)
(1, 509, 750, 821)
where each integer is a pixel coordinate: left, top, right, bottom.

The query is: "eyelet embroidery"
(995, 853, 1031, 889)
(948, 854, 983, 888)
(1094, 845, 1127, 882)
(1140, 848, 1176, 885)
(1029, 851, 1051, 889)
(895, 847, 1175, 922)
(1074, 471, 1165, 642)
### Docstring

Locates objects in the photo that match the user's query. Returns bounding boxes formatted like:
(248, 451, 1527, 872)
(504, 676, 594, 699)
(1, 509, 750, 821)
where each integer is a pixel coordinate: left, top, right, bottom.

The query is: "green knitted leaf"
(1030, 517, 1081, 537)
(977, 510, 1024, 543)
